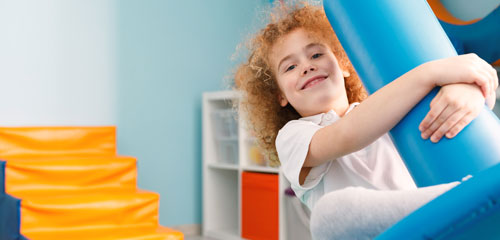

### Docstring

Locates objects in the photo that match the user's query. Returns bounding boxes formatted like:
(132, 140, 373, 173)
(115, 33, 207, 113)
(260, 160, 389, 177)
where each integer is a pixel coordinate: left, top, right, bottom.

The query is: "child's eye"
(312, 53, 323, 59)
(285, 65, 296, 72)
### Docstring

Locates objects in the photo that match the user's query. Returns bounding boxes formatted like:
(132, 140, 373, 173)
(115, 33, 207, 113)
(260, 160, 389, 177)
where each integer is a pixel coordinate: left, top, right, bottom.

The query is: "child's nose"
(302, 66, 317, 75)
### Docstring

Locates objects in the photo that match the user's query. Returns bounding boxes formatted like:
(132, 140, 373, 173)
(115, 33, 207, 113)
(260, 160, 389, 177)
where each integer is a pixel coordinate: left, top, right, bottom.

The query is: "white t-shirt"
(276, 103, 416, 210)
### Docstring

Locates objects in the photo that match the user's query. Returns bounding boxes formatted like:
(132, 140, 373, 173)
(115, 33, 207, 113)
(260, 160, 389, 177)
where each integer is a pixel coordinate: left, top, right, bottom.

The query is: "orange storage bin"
(241, 171, 279, 240)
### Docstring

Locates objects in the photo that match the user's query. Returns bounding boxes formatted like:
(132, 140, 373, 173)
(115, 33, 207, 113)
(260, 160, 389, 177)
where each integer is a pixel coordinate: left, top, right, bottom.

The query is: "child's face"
(270, 28, 349, 117)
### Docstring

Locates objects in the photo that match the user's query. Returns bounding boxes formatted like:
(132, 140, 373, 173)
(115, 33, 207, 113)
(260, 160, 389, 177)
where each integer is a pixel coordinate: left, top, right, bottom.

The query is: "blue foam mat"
(0, 194, 23, 240)
(377, 162, 500, 239)
(1, 160, 5, 194)
(0, 160, 25, 240)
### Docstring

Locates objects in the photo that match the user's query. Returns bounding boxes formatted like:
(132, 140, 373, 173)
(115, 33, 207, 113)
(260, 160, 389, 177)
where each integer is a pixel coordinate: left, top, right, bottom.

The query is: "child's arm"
(305, 54, 498, 167)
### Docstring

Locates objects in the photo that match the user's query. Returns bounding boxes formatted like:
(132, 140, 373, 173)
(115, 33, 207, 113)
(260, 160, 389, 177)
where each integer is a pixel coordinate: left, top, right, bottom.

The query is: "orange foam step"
(20, 190, 160, 237)
(118, 226, 184, 240)
(5, 155, 137, 197)
(0, 126, 116, 158)
(26, 225, 184, 240)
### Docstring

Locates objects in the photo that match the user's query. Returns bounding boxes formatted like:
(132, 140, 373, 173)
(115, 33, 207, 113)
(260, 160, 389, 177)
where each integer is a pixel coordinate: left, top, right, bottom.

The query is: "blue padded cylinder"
(323, 0, 500, 187)
(377, 162, 500, 239)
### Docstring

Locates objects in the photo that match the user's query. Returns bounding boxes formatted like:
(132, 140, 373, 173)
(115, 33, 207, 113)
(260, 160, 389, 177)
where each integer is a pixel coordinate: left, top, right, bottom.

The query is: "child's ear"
(342, 70, 351, 78)
(278, 93, 288, 107)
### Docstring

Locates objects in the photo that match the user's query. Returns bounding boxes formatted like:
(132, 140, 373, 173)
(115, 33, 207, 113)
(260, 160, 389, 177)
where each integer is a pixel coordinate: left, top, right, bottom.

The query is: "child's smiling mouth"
(301, 75, 328, 90)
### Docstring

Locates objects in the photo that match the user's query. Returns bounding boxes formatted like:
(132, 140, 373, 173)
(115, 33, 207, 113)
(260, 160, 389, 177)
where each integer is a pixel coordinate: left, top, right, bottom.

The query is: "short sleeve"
(276, 120, 332, 200)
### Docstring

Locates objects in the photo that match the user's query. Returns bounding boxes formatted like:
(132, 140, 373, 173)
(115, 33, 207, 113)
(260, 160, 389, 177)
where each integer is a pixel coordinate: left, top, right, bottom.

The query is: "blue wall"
(115, 0, 267, 226)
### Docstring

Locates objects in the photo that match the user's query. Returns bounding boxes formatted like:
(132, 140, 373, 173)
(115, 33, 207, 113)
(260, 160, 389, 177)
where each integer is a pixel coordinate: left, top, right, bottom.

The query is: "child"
(234, 2, 498, 239)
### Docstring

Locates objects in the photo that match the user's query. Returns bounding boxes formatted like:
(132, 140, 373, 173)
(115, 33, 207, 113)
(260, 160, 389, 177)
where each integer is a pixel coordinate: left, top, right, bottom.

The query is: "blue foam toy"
(323, 0, 500, 187)
(376, 162, 500, 239)
(437, 5, 500, 65)
(323, 0, 500, 238)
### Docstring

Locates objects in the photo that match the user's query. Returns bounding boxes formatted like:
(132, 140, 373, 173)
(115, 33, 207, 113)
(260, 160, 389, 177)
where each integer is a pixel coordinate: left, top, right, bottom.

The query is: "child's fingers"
(486, 92, 496, 109)
(488, 65, 499, 94)
(478, 56, 498, 89)
(444, 111, 475, 139)
(476, 60, 497, 97)
(469, 74, 488, 98)
(474, 70, 490, 98)
(487, 64, 498, 88)
(421, 105, 456, 140)
(470, 57, 491, 97)
(430, 109, 467, 142)
(492, 66, 499, 90)
(483, 67, 496, 97)
(419, 90, 444, 132)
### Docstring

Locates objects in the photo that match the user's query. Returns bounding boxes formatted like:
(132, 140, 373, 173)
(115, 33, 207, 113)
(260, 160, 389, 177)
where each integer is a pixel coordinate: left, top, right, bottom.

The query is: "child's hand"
(425, 54, 498, 98)
(486, 86, 497, 109)
(419, 83, 484, 143)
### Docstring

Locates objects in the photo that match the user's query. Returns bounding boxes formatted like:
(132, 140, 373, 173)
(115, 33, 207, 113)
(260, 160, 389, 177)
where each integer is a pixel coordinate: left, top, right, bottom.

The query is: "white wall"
(0, 0, 116, 126)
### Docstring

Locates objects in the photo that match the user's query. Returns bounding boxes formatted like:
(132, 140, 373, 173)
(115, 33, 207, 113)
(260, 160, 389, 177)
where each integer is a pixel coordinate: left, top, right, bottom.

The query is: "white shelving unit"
(202, 90, 311, 240)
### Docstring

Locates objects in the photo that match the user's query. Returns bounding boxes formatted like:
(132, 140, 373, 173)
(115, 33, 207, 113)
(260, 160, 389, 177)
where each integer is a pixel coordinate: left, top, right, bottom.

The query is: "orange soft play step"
(27, 225, 184, 240)
(0, 127, 116, 157)
(5, 155, 137, 197)
(0, 126, 183, 240)
(20, 190, 159, 238)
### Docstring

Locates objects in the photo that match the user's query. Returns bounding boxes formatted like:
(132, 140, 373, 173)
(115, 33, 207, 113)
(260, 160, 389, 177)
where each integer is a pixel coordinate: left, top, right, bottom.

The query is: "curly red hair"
(235, 2, 367, 166)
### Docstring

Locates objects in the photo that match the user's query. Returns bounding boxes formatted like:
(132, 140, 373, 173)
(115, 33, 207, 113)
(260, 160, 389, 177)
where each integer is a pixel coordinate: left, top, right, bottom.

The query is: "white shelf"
(208, 163, 239, 171)
(241, 165, 280, 173)
(203, 90, 311, 240)
(203, 90, 240, 101)
(205, 228, 240, 240)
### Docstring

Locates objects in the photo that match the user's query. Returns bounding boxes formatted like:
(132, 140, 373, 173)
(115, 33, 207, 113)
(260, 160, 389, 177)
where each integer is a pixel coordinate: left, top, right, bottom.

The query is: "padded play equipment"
(378, 161, 500, 239)
(0, 127, 183, 240)
(428, 0, 500, 66)
(323, 0, 500, 238)
(323, 0, 500, 187)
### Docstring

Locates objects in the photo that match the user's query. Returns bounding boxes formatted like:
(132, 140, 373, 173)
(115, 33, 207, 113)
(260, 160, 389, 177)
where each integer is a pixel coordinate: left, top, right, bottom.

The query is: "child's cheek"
(285, 77, 298, 90)
(287, 81, 296, 91)
(279, 75, 298, 92)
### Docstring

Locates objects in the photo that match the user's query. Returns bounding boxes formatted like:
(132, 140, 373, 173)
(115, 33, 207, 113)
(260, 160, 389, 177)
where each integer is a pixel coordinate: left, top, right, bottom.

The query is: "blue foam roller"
(323, 0, 500, 187)
(376, 163, 500, 239)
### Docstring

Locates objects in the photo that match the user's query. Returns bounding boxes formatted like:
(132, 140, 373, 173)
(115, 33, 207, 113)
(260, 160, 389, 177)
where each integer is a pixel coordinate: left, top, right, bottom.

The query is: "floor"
(185, 236, 218, 240)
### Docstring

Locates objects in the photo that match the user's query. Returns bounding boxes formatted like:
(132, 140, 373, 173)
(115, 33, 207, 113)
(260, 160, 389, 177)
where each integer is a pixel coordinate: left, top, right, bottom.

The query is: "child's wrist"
(415, 61, 437, 89)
